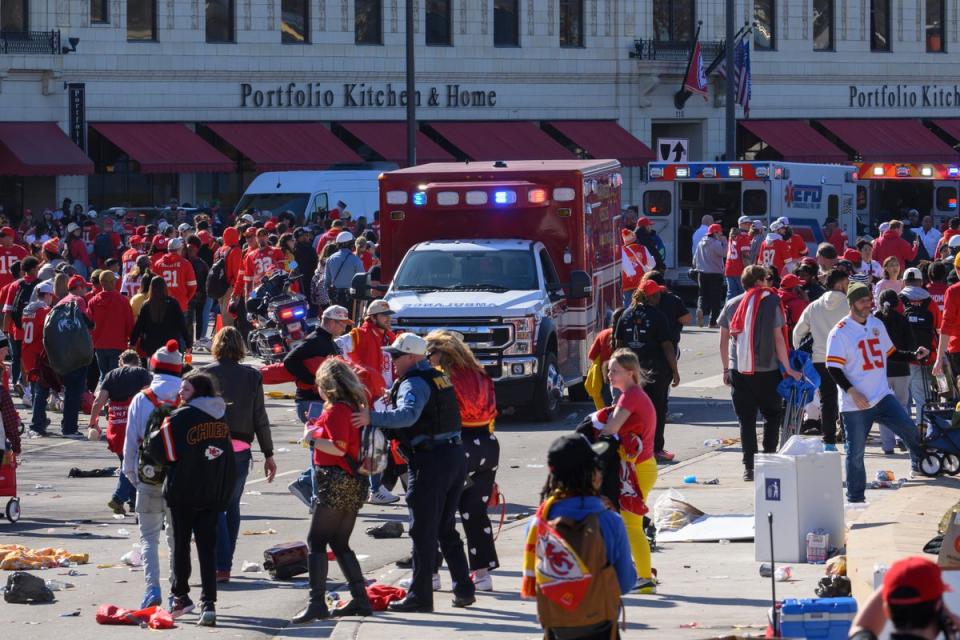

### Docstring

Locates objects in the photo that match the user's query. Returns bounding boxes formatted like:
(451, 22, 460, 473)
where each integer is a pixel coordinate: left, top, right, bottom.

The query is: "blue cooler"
(780, 597, 857, 639)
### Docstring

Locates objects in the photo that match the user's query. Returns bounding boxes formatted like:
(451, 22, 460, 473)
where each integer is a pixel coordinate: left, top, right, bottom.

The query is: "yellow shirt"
(130, 293, 147, 319)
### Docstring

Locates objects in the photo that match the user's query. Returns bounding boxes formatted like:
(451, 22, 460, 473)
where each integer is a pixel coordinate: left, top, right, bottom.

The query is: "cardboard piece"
(657, 514, 755, 543)
(939, 511, 960, 569)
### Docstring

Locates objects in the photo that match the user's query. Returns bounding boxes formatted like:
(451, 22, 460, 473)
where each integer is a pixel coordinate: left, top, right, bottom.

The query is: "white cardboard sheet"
(657, 514, 755, 543)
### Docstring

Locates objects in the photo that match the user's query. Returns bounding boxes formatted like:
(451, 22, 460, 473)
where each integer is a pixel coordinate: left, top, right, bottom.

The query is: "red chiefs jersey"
(724, 235, 753, 277)
(154, 253, 197, 312)
(788, 234, 808, 261)
(3, 276, 36, 341)
(82, 223, 99, 244)
(20, 304, 50, 379)
(243, 246, 284, 291)
(757, 238, 790, 273)
(122, 248, 141, 278)
(0, 244, 27, 290)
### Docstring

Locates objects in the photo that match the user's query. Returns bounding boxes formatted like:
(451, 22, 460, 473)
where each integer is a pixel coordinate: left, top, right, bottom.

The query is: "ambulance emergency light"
(494, 190, 517, 205)
(921, 165, 934, 177)
(950, 167, 960, 177)
(675, 167, 690, 178)
(728, 167, 743, 177)
(412, 191, 427, 206)
(873, 166, 885, 176)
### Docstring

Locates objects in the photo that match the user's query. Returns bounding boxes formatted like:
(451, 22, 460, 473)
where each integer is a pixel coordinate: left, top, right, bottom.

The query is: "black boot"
(291, 553, 330, 624)
(330, 551, 373, 617)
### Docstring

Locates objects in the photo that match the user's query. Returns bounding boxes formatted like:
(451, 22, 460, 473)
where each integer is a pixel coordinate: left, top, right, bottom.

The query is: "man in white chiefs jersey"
(825, 282, 926, 503)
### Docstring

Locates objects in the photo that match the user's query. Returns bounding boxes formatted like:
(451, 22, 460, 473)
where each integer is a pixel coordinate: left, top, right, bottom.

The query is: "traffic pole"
(405, 0, 416, 168)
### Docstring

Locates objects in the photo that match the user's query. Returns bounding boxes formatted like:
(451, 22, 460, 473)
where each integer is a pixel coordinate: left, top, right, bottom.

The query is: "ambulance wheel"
(920, 453, 943, 477)
(942, 454, 960, 476)
(5, 498, 20, 523)
(532, 352, 562, 422)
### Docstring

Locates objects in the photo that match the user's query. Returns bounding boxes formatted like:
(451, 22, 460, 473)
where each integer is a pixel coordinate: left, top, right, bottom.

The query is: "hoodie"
(872, 230, 918, 271)
(792, 290, 849, 363)
(757, 233, 789, 272)
(545, 495, 636, 595)
(122, 373, 181, 486)
(216, 227, 243, 289)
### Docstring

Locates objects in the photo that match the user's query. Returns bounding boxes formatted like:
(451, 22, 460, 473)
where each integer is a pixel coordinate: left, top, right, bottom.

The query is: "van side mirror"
(351, 272, 370, 300)
(566, 270, 592, 300)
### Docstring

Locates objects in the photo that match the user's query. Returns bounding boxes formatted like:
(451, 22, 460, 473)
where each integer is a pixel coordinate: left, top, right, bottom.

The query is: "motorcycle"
(246, 270, 318, 362)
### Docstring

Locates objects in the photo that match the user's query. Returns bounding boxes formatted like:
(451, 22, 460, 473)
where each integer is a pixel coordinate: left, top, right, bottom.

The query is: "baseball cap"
(707, 223, 723, 235)
(197, 230, 213, 246)
(67, 275, 89, 291)
(177, 223, 191, 233)
(752, 220, 764, 230)
(842, 248, 862, 264)
(776, 217, 790, 226)
(365, 300, 394, 317)
(336, 231, 355, 244)
(879, 222, 890, 233)
(42, 238, 59, 253)
(779, 274, 802, 290)
(384, 333, 428, 358)
(640, 280, 666, 297)
(635, 217, 654, 227)
(66, 222, 79, 234)
(949, 235, 960, 248)
(240, 214, 255, 224)
(883, 556, 951, 605)
(738, 216, 752, 225)
(0, 227, 14, 238)
(152, 236, 168, 251)
(321, 305, 352, 322)
(770, 220, 785, 232)
(264, 220, 277, 231)
(547, 433, 609, 477)
(167, 238, 184, 251)
(846, 282, 871, 305)
(35, 281, 54, 296)
(903, 267, 923, 282)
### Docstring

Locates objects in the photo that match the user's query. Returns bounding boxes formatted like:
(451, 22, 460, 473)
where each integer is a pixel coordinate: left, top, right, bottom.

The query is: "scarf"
(729, 286, 788, 375)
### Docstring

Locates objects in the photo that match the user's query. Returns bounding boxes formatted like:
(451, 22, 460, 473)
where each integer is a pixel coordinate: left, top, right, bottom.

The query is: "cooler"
(780, 597, 857, 639)
(755, 451, 844, 562)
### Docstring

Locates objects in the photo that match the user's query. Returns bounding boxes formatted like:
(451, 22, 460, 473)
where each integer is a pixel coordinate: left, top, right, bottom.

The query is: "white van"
(233, 170, 383, 225)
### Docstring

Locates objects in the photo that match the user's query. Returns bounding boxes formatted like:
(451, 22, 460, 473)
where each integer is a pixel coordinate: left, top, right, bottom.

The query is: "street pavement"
(0, 325, 931, 638)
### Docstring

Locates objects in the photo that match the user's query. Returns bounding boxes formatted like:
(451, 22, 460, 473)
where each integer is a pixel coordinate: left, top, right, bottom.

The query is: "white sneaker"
(368, 486, 400, 505)
(21, 387, 31, 408)
(471, 571, 493, 592)
(398, 573, 441, 591)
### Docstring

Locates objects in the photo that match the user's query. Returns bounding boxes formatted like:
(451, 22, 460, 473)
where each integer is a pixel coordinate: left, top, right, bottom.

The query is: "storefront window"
(355, 0, 382, 45)
(926, 0, 946, 52)
(813, 0, 833, 51)
(91, 0, 108, 24)
(1, 0, 27, 32)
(871, 0, 891, 51)
(281, 0, 308, 43)
(494, 0, 519, 47)
(426, 0, 451, 45)
(754, 0, 775, 50)
(127, 0, 156, 41)
(206, 0, 234, 43)
(559, 0, 583, 48)
(652, 0, 694, 42)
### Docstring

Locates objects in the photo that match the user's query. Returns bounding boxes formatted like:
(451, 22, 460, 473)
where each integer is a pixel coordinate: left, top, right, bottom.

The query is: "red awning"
(739, 120, 848, 164)
(339, 122, 453, 164)
(92, 123, 234, 174)
(429, 122, 575, 161)
(0, 122, 93, 176)
(931, 119, 960, 145)
(547, 121, 654, 166)
(817, 119, 958, 163)
(206, 122, 361, 170)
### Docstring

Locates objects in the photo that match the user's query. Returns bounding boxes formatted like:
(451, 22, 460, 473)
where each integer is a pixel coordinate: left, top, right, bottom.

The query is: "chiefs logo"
(204, 446, 224, 461)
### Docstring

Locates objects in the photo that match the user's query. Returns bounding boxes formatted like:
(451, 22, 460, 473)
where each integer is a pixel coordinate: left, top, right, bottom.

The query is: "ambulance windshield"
(394, 249, 538, 292)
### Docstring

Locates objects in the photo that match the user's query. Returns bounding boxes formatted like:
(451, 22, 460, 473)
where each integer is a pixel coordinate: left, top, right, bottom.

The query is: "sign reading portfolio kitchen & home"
(240, 82, 497, 109)
(849, 84, 960, 109)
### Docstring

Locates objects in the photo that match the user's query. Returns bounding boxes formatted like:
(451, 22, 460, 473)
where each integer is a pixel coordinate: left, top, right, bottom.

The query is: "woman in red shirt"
(291, 359, 372, 624)
(601, 348, 658, 594)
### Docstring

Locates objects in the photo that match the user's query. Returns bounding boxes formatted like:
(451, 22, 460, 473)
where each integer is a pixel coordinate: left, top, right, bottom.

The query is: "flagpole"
(705, 23, 751, 76)
(673, 22, 702, 110)
(724, 0, 736, 160)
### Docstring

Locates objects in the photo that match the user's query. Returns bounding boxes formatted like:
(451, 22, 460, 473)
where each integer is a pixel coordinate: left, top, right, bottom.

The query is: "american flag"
(716, 38, 752, 116)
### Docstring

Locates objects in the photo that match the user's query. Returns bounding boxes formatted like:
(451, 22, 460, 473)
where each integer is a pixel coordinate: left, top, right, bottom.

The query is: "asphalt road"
(0, 325, 740, 638)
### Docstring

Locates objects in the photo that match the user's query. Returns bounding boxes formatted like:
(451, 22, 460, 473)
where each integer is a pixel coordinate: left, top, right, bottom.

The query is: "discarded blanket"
(365, 522, 403, 539)
(95, 604, 174, 629)
(3, 571, 55, 603)
(68, 467, 118, 478)
(363, 584, 407, 611)
(0, 544, 89, 570)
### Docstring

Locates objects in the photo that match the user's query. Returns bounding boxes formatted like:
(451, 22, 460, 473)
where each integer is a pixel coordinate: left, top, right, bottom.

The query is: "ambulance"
(853, 162, 960, 232)
(352, 160, 622, 421)
(640, 161, 858, 283)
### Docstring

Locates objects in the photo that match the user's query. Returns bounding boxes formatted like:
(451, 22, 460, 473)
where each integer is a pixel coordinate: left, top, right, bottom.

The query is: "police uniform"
(372, 358, 475, 611)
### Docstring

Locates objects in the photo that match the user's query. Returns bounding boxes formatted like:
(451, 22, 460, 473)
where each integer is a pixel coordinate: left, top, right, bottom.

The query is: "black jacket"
(283, 326, 341, 401)
(874, 309, 917, 378)
(202, 359, 273, 457)
(131, 296, 192, 357)
(149, 397, 236, 510)
(294, 241, 320, 291)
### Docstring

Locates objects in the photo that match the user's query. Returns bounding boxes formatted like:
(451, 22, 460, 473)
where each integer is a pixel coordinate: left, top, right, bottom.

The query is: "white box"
(754, 452, 845, 563)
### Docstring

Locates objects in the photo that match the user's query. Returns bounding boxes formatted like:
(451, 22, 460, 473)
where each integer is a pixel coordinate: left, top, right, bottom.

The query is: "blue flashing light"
(494, 191, 509, 204)
(949, 167, 960, 178)
(412, 191, 427, 206)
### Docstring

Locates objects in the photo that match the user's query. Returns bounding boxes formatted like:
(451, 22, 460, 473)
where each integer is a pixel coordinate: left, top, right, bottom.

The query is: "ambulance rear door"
(638, 182, 676, 269)
(933, 180, 959, 222)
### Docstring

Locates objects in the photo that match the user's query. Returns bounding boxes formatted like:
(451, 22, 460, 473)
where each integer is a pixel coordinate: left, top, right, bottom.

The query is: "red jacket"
(872, 230, 918, 271)
(935, 229, 960, 257)
(778, 289, 809, 339)
(154, 253, 197, 312)
(0, 244, 26, 291)
(450, 367, 497, 428)
(217, 227, 243, 290)
(89, 290, 135, 350)
(939, 282, 960, 354)
(316, 229, 339, 255)
(20, 303, 49, 379)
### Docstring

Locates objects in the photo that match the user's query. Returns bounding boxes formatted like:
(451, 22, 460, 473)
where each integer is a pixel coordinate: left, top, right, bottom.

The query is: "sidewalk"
(325, 441, 925, 640)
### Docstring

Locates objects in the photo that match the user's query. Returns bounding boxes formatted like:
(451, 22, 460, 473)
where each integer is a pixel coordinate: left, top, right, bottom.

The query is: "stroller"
(0, 445, 20, 523)
(777, 350, 821, 448)
(917, 368, 960, 477)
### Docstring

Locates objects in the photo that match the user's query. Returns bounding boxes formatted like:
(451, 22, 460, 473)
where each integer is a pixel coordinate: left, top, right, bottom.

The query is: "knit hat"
(42, 238, 59, 253)
(150, 339, 183, 377)
(621, 228, 636, 243)
(846, 282, 871, 305)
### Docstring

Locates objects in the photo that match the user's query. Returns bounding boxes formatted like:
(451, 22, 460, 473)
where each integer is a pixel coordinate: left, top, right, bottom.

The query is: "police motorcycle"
(245, 268, 318, 362)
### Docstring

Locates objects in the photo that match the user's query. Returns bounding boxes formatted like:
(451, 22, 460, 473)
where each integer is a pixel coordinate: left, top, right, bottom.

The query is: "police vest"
(389, 367, 462, 447)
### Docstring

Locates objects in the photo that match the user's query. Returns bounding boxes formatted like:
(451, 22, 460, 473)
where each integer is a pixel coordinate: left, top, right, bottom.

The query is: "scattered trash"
(59, 570, 80, 577)
(718, 539, 730, 545)
(682, 475, 697, 484)
(95, 604, 174, 629)
(774, 566, 794, 582)
(871, 478, 905, 489)
(365, 522, 403, 539)
(703, 439, 722, 448)
(112, 514, 126, 520)
(120, 546, 143, 567)
(680, 622, 701, 629)
(245, 491, 262, 496)
(34, 484, 54, 490)
(325, 592, 341, 608)
(241, 561, 261, 572)
(59, 609, 81, 617)
(3, 572, 55, 603)
(526, 464, 544, 469)
(241, 528, 277, 536)
(703, 478, 720, 485)
(815, 575, 852, 597)
(68, 467, 117, 478)
(759, 563, 773, 578)
(876, 470, 895, 481)
(0, 545, 89, 570)
(509, 512, 530, 521)
(116, 528, 131, 537)
(653, 489, 705, 533)
(806, 530, 830, 564)
(44, 579, 74, 591)
(276, 448, 291, 453)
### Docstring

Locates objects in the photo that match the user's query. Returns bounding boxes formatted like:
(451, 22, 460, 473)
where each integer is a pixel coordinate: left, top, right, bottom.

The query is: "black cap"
(547, 433, 609, 476)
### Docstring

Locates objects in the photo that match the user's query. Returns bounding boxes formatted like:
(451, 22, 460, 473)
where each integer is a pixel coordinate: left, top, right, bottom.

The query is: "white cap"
(335, 231, 355, 244)
(903, 267, 924, 281)
(365, 300, 394, 317)
(770, 220, 785, 232)
(241, 214, 255, 224)
(949, 235, 960, 248)
(384, 333, 428, 357)
(321, 305, 351, 322)
(879, 222, 890, 233)
(35, 281, 54, 295)
(776, 216, 790, 226)
(738, 216, 752, 225)
(66, 222, 79, 234)
(158, 220, 170, 231)
(178, 223, 191, 232)
(168, 238, 184, 251)
(751, 220, 764, 230)
(114, 208, 126, 217)
(87, 210, 98, 218)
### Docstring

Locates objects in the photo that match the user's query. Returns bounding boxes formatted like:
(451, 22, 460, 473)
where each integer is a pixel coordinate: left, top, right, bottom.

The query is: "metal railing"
(0, 30, 60, 54)
(630, 38, 724, 62)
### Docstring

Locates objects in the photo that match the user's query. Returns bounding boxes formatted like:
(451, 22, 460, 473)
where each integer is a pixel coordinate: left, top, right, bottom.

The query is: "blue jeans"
(30, 381, 49, 433)
(95, 349, 121, 385)
(113, 453, 136, 506)
(196, 298, 214, 340)
(726, 276, 744, 300)
(215, 448, 251, 573)
(60, 365, 88, 434)
(840, 394, 923, 502)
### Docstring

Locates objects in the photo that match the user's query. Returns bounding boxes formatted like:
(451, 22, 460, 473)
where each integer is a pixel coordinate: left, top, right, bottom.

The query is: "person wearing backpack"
(21, 281, 55, 436)
(148, 370, 235, 627)
(521, 433, 636, 640)
(47, 275, 95, 438)
(212, 227, 241, 328)
(121, 340, 183, 611)
(3, 255, 40, 398)
(201, 327, 276, 584)
(290, 358, 373, 624)
(88, 271, 135, 382)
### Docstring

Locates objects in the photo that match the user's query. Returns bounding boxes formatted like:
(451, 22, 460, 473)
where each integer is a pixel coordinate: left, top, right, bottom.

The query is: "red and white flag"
(683, 40, 709, 100)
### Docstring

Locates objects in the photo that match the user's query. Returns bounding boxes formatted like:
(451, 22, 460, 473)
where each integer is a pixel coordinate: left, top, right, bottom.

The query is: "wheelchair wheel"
(920, 453, 943, 477)
(942, 454, 960, 476)
(5, 498, 20, 523)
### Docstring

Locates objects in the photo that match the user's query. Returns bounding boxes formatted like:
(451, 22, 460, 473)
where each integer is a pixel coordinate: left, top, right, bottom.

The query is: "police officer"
(324, 231, 364, 310)
(352, 333, 476, 613)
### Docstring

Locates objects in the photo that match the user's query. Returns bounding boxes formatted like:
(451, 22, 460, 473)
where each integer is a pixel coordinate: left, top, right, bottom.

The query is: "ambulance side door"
(638, 183, 675, 268)
(933, 181, 958, 223)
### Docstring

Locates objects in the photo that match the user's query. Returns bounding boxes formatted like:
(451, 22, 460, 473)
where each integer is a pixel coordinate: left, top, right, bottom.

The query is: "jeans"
(113, 453, 136, 506)
(909, 364, 930, 421)
(30, 381, 49, 433)
(878, 376, 910, 452)
(731, 370, 784, 469)
(196, 298, 214, 340)
(183, 310, 195, 343)
(697, 272, 725, 325)
(60, 365, 88, 434)
(841, 394, 923, 502)
(9, 339, 21, 387)
(171, 506, 219, 604)
(813, 363, 841, 445)
(95, 349, 121, 385)
(136, 484, 174, 593)
(726, 276, 744, 301)
(215, 448, 251, 573)
(643, 368, 671, 453)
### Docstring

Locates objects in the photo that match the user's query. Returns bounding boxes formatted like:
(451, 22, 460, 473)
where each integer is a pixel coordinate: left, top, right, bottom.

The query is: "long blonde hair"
(609, 348, 652, 386)
(424, 330, 484, 374)
(315, 358, 368, 410)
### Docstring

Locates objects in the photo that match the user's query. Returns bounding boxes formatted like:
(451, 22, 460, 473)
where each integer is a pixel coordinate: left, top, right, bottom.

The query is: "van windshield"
(394, 250, 538, 292)
(234, 193, 311, 219)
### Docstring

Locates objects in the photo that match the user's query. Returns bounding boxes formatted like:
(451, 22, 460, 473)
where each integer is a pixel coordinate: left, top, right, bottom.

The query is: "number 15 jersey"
(825, 314, 896, 412)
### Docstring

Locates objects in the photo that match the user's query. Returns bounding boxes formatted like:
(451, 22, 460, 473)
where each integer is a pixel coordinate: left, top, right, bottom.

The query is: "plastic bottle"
(45, 579, 74, 591)
(774, 566, 793, 582)
(682, 475, 697, 484)
(703, 439, 722, 448)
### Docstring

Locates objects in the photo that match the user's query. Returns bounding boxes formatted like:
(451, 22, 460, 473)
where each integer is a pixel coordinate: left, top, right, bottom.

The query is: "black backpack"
(94, 231, 113, 260)
(10, 278, 39, 329)
(137, 390, 179, 486)
(206, 248, 232, 299)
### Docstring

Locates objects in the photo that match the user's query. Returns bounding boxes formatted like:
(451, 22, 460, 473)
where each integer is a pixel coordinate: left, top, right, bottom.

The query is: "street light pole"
(724, 0, 736, 160)
(405, 0, 416, 167)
